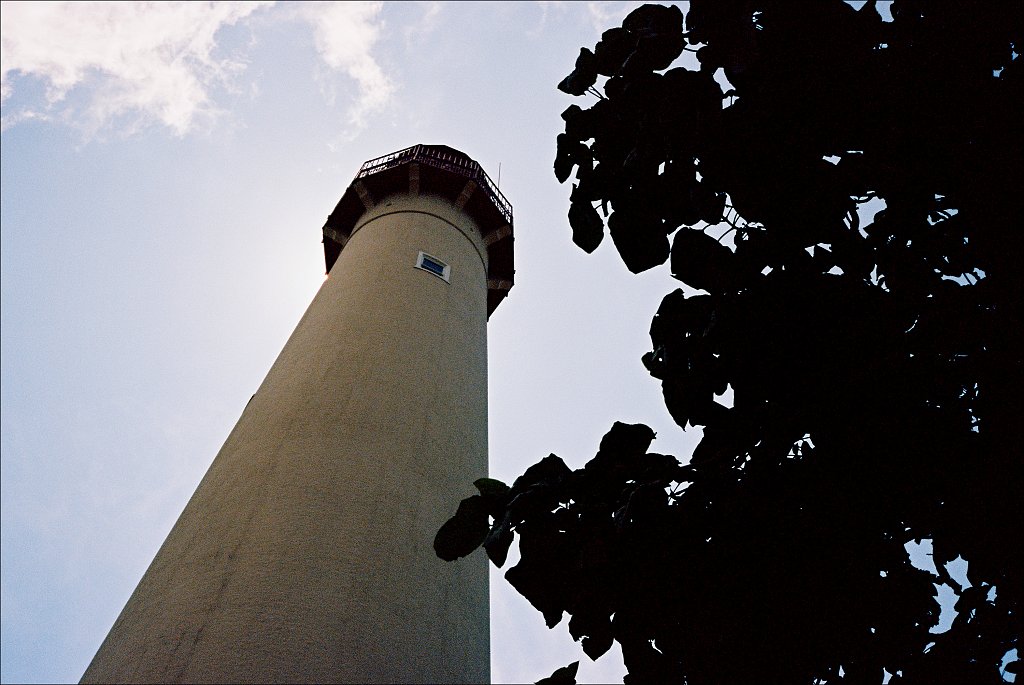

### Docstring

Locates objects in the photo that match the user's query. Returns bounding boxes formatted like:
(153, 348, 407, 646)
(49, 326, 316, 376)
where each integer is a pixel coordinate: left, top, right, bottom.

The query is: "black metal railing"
(356, 144, 513, 225)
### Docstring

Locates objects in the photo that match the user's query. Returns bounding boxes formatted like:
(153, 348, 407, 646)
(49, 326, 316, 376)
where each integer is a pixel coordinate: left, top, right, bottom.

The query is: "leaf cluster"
(441, 2, 1022, 683)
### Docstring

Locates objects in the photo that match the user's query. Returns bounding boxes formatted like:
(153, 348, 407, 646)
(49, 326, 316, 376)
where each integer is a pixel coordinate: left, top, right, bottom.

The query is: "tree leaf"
(433, 495, 489, 561)
(609, 209, 670, 273)
(554, 133, 586, 184)
(569, 196, 605, 253)
(474, 477, 510, 500)
(598, 421, 657, 458)
(506, 560, 564, 629)
(593, 27, 637, 76)
(483, 518, 515, 568)
(621, 4, 685, 71)
(558, 48, 598, 95)
(511, 454, 573, 496)
(582, 631, 614, 661)
(670, 228, 735, 292)
(570, 611, 615, 661)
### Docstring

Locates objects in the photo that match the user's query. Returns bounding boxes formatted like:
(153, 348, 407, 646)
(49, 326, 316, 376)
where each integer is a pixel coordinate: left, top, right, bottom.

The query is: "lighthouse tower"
(81, 145, 514, 684)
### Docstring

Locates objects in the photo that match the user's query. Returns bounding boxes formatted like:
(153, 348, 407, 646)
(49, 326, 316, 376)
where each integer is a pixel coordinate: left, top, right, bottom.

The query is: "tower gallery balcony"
(322, 144, 515, 316)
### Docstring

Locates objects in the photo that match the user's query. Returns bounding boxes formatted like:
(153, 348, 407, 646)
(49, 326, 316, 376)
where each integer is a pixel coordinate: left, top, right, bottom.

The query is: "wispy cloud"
(403, 2, 442, 47)
(301, 1, 394, 135)
(0, 1, 270, 136)
(0, 2, 400, 140)
(529, 1, 567, 37)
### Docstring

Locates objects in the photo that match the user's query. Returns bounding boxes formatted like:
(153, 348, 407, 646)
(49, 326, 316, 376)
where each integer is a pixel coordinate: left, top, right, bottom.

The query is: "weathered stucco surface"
(82, 193, 490, 684)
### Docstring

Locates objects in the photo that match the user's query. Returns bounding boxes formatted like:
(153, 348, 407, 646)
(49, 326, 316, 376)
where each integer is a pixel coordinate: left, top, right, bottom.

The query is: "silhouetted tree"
(437, 2, 1022, 682)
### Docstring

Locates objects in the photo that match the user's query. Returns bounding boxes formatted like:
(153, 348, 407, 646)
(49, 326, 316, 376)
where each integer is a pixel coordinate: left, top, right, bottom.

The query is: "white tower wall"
(81, 189, 495, 683)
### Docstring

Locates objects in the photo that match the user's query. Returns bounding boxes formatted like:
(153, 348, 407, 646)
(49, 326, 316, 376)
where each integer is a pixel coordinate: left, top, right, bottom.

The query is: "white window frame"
(415, 251, 451, 282)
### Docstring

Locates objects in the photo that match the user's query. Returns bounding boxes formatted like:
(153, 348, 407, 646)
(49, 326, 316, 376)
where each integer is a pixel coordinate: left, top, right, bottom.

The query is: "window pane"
(422, 257, 445, 275)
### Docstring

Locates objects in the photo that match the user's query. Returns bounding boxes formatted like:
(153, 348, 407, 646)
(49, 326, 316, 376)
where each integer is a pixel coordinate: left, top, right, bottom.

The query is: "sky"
(3, 3, 1002, 684)
(0, 2, 700, 683)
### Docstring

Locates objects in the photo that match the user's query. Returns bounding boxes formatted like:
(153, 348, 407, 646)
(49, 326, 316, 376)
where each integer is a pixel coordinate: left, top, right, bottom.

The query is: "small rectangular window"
(421, 255, 446, 276)
(416, 251, 451, 282)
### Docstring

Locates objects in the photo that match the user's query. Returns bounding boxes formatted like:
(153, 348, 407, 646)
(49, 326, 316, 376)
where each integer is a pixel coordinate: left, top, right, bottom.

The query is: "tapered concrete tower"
(82, 144, 514, 684)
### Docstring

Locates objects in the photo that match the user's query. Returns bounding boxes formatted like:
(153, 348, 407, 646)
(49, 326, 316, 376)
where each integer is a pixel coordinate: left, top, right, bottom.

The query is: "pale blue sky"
(1, 3, 698, 682)
(4, 3, 986, 683)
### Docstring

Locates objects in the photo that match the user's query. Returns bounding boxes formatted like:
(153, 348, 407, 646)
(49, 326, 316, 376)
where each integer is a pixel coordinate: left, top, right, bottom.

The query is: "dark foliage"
(438, 2, 1022, 682)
